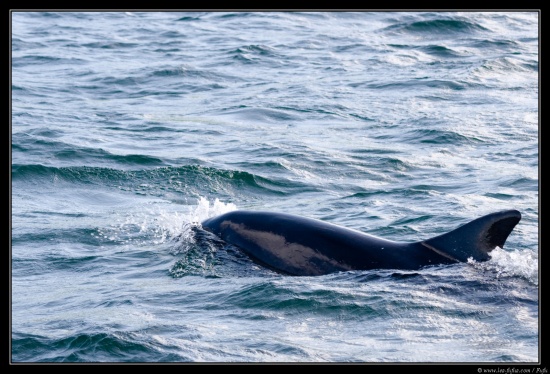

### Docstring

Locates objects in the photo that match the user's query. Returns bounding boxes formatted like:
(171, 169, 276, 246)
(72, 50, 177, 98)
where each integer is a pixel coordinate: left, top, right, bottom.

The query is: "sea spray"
(468, 247, 538, 285)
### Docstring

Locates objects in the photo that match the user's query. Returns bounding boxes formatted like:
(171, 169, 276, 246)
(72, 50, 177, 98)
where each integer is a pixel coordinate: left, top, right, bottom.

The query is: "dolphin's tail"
(421, 210, 522, 262)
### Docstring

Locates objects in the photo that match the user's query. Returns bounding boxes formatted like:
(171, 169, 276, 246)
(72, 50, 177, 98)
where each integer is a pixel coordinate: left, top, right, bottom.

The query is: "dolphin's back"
(201, 210, 485, 275)
(202, 210, 521, 275)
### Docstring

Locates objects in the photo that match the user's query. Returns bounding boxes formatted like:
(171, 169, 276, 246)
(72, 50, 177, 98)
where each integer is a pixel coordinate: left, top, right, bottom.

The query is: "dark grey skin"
(201, 209, 521, 276)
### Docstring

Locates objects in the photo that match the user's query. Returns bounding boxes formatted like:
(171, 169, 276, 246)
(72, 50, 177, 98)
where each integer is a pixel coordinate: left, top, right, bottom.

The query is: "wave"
(11, 331, 190, 362)
(473, 56, 539, 76)
(387, 43, 464, 58)
(148, 64, 239, 83)
(11, 55, 88, 68)
(470, 38, 520, 50)
(12, 163, 313, 199)
(176, 14, 204, 22)
(81, 41, 139, 49)
(12, 133, 166, 167)
(359, 78, 469, 91)
(382, 17, 489, 36)
(220, 106, 301, 122)
(401, 128, 484, 145)
(218, 280, 388, 317)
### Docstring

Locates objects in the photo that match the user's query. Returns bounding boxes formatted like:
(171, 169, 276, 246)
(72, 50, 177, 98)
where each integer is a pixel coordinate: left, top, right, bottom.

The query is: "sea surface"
(10, 11, 539, 363)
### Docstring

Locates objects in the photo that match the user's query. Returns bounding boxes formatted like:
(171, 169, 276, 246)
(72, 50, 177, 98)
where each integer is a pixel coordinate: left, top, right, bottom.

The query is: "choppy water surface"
(11, 11, 539, 363)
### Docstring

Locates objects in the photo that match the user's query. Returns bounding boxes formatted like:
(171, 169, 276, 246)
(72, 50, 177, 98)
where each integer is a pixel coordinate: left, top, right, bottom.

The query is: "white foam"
(98, 197, 238, 247)
(191, 196, 238, 224)
(467, 247, 538, 285)
(175, 197, 239, 251)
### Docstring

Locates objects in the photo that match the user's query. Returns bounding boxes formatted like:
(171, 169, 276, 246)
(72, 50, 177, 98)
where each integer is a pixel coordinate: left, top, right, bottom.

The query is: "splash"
(169, 197, 239, 277)
(177, 197, 238, 248)
(190, 197, 238, 225)
(95, 208, 185, 246)
(96, 197, 237, 248)
(467, 247, 538, 285)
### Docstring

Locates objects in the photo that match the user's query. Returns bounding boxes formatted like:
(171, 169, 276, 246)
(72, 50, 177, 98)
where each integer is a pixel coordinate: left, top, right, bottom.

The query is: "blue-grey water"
(11, 11, 539, 363)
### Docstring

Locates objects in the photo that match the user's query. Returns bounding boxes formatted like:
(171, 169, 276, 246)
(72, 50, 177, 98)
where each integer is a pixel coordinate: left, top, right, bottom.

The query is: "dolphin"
(201, 209, 521, 276)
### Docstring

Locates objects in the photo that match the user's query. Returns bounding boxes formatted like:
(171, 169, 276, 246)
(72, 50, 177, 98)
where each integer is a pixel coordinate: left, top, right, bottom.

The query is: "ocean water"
(10, 11, 539, 363)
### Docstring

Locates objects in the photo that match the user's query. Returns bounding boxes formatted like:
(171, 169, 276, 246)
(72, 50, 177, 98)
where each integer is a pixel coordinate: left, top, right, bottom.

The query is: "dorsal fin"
(422, 210, 521, 262)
